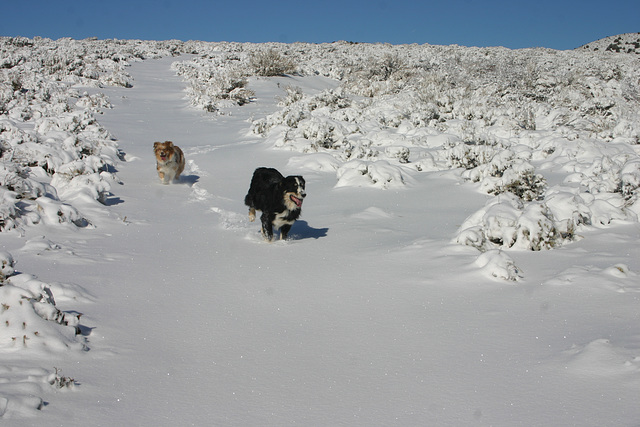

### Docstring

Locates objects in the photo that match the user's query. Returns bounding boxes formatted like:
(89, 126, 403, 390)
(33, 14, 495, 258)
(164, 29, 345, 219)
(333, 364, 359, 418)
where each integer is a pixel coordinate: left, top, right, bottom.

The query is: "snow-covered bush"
(0, 256, 88, 353)
(249, 48, 297, 76)
(474, 250, 522, 281)
(0, 252, 14, 282)
(277, 85, 304, 106)
(460, 150, 547, 201)
(341, 52, 414, 97)
(618, 159, 640, 199)
(335, 160, 409, 189)
(0, 251, 88, 416)
(172, 56, 254, 112)
(455, 193, 565, 251)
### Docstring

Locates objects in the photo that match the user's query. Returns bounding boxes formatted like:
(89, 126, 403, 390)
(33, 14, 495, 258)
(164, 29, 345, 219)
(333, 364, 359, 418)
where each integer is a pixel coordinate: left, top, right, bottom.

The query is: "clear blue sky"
(1, 0, 638, 50)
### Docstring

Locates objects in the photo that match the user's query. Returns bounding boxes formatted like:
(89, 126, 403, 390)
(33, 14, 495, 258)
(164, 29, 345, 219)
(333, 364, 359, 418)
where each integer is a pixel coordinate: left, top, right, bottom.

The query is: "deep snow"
(1, 46, 640, 426)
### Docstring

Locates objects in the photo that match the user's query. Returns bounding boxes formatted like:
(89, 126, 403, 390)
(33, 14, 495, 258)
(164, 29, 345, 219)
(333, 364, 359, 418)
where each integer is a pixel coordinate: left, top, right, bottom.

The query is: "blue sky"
(1, 0, 638, 50)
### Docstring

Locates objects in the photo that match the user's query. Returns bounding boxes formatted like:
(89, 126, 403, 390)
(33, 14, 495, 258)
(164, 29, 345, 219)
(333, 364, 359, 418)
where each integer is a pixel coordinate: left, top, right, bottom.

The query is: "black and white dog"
(244, 167, 306, 241)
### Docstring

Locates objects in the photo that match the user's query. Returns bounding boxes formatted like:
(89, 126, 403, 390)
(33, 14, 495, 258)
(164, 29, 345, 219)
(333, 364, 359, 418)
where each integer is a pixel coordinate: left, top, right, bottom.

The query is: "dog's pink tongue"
(292, 196, 302, 207)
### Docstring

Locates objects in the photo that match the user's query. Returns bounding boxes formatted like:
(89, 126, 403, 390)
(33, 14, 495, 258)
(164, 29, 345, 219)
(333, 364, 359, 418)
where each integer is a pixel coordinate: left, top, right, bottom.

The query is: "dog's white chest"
(272, 211, 295, 230)
(158, 158, 177, 168)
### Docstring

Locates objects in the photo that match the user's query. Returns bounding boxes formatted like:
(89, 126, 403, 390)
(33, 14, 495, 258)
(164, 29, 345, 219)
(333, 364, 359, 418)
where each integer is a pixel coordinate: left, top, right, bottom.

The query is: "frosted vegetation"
(0, 35, 639, 415)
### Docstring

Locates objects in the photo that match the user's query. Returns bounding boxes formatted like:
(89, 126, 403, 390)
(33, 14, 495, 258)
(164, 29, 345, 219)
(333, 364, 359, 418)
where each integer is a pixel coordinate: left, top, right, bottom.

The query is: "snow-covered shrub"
(253, 87, 368, 156)
(456, 193, 565, 251)
(335, 160, 408, 189)
(619, 159, 640, 199)
(34, 197, 89, 228)
(543, 190, 591, 235)
(48, 367, 76, 389)
(0, 252, 15, 282)
(0, 189, 19, 231)
(1, 266, 88, 353)
(341, 52, 415, 97)
(0, 282, 81, 351)
(465, 156, 546, 201)
(0, 163, 48, 200)
(582, 194, 629, 226)
(52, 170, 113, 206)
(443, 142, 497, 170)
(385, 146, 410, 163)
(442, 141, 547, 201)
(74, 91, 113, 111)
(172, 57, 254, 112)
(475, 250, 522, 281)
(249, 48, 297, 76)
(277, 85, 304, 106)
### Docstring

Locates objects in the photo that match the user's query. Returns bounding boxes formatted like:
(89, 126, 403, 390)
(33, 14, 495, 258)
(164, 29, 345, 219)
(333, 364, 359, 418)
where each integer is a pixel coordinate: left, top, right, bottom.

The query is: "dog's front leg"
(261, 213, 274, 241)
(280, 224, 292, 240)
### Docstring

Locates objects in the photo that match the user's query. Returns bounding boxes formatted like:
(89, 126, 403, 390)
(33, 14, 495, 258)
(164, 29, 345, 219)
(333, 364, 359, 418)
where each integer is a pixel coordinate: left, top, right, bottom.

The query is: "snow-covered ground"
(1, 37, 640, 426)
(578, 32, 640, 54)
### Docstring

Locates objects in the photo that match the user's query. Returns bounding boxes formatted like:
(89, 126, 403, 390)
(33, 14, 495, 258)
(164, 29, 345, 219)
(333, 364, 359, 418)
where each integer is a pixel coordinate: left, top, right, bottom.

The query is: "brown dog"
(153, 141, 185, 184)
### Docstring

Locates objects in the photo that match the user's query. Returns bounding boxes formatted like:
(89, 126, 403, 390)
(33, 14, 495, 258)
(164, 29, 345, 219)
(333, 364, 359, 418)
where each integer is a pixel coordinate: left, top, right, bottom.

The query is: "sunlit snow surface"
(1, 37, 639, 425)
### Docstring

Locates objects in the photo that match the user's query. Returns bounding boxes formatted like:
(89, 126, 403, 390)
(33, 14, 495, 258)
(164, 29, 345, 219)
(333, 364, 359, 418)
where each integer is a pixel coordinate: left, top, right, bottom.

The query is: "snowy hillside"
(1, 36, 640, 425)
(578, 32, 640, 55)
(175, 39, 640, 260)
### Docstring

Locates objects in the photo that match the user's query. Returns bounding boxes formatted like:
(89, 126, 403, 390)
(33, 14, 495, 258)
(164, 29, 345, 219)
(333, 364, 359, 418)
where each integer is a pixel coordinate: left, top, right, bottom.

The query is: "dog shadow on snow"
(290, 220, 328, 240)
(176, 174, 200, 186)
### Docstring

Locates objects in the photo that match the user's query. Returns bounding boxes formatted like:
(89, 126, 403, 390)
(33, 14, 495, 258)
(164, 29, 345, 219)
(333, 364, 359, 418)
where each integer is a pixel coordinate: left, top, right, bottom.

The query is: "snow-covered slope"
(578, 32, 640, 54)
(1, 37, 639, 425)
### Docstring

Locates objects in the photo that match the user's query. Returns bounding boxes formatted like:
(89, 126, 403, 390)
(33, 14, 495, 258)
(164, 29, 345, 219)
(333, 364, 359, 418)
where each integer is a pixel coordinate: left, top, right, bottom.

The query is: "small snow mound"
(0, 366, 75, 419)
(335, 160, 408, 189)
(560, 339, 640, 378)
(287, 153, 341, 172)
(351, 207, 393, 220)
(544, 265, 639, 293)
(604, 264, 633, 278)
(474, 250, 522, 281)
(0, 391, 43, 419)
(18, 236, 62, 255)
